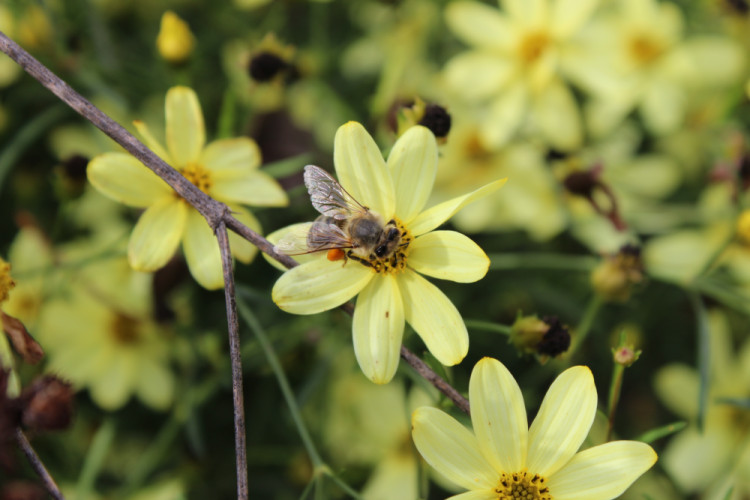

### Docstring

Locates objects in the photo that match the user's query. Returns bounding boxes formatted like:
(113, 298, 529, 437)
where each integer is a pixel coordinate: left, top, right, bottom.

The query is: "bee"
(275, 165, 405, 267)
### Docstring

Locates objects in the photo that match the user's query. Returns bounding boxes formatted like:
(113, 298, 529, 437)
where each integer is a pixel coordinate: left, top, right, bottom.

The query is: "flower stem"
(76, 418, 116, 499)
(236, 297, 324, 468)
(488, 253, 598, 272)
(606, 362, 625, 442)
(568, 294, 604, 358)
(464, 319, 513, 335)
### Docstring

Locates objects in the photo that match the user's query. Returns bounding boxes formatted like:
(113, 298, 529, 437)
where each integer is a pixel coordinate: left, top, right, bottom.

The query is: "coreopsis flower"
(88, 86, 288, 290)
(156, 11, 195, 64)
(271, 122, 505, 383)
(582, 0, 745, 137)
(37, 258, 175, 411)
(654, 310, 750, 498)
(443, 0, 601, 151)
(412, 357, 657, 499)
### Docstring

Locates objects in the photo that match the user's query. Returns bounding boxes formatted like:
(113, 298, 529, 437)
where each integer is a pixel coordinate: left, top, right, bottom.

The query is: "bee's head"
(374, 227, 402, 257)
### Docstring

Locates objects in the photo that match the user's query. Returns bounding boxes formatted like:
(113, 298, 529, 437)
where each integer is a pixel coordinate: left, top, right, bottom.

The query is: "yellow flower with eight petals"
(272, 122, 505, 384)
(412, 357, 657, 499)
(88, 86, 288, 289)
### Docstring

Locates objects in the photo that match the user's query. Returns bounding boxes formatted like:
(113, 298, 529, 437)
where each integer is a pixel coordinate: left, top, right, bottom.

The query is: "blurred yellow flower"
(156, 11, 195, 64)
(272, 122, 505, 383)
(443, 0, 600, 151)
(88, 86, 289, 290)
(412, 357, 657, 499)
(654, 310, 750, 499)
(38, 258, 175, 411)
(582, 0, 745, 137)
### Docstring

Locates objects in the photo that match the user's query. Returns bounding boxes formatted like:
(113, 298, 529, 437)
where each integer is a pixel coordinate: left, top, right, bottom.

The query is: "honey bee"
(275, 165, 406, 267)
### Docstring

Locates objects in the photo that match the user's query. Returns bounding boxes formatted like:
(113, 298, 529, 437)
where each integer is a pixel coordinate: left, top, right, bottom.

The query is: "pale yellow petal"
(445, 1, 516, 50)
(88, 153, 172, 208)
(444, 52, 515, 102)
(212, 170, 289, 207)
(228, 205, 261, 264)
(182, 208, 224, 290)
(352, 275, 404, 384)
(527, 366, 598, 476)
(398, 270, 467, 366)
(446, 491, 498, 500)
(272, 259, 373, 314)
(128, 199, 187, 271)
(388, 126, 438, 224)
(469, 357, 528, 473)
(640, 78, 685, 135)
(133, 120, 171, 163)
(90, 353, 135, 410)
(653, 363, 699, 419)
(264, 222, 317, 271)
(661, 426, 731, 492)
(549, 441, 657, 500)
(480, 83, 527, 149)
(165, 86, 205, 166)
(408, 179, 507, 236)
(683, 37, 745, 87)
(532, 80, 582, 152)
(362, 453, 418, 500)
(411, 407, 498, 491)
(334, 121, 396, 218)
(408, 231, 489, 283)
(201, 137, 262, 177)
(550, 0, 598, 38)
(501, 0, 548, 28)
(136, 358, 174, 411)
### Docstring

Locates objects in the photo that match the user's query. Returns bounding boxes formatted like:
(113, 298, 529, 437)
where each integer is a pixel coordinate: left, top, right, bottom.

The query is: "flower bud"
(737, 209, 750, 246)
(612, 345, 641, 367)
(20, 375, 74, 431)
(510, 314, 570, 359)
(591, 244, 644, 302)
(156, 11, 195, 65)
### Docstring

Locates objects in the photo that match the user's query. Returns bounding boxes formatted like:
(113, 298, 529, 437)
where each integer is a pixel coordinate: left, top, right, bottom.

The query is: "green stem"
(120, 377, 221, 497)
(236, 298, 324, 467)
(322, 465, 362, 499)
(488, 253, 598, 272)
(606, 363, 625, 442)
(464, 319, 513, 336)
(568, 294, 604, 357)
(692, 229, 736, 280)
(76, 418, 116, 499)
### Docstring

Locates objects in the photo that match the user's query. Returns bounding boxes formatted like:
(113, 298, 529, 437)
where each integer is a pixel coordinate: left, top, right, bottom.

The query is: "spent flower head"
(271, 122, 505, 383)
(88, 86, 288, 289)
(412, 357, 657, 499)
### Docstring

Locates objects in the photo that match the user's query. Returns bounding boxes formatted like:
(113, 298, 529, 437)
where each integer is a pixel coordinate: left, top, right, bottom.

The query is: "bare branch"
(216, 220, 249, 500)
(15, 429, 65, 500)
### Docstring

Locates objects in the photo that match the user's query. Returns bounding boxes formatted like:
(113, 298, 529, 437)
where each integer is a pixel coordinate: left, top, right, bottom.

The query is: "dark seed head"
(249, 51, 289, 82)
(418, 104, 452, 138)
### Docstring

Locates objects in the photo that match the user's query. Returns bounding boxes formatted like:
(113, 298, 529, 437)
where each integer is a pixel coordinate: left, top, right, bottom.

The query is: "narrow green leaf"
(636, 421, 687, 443)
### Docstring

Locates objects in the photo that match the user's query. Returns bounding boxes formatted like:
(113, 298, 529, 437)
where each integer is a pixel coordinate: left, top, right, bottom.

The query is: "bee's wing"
(274, 219, 352, 256)
(303, 165, 368, 220)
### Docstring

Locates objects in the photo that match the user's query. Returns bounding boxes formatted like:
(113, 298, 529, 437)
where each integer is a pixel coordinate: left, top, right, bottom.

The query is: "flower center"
(349, 219, 412, 275)
(495, 471, 551, 500)
(518, 32, 550, 65)
(110, 313, 141, 344)
(180, 163, 212, 194)
(628, 34, 664, 66)
(0, 258, 15, 304)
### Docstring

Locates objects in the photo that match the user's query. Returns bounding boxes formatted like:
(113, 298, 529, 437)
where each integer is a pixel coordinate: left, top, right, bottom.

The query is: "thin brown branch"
(15, 428, 65, 500)
(216, 221, 249, 500)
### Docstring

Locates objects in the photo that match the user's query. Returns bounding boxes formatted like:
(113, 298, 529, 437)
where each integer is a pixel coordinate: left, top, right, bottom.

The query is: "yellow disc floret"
(495, 471, 552, 500)
(0, 257, 15, 304)
(180, 163, 213, 194)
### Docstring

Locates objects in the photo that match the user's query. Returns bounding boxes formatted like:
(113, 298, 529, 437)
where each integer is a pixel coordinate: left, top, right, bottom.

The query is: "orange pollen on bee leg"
(327, 248, 346, 261)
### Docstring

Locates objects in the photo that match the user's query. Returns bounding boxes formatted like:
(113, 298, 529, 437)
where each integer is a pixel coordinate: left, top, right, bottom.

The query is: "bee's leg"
(346, 251, 373, 268)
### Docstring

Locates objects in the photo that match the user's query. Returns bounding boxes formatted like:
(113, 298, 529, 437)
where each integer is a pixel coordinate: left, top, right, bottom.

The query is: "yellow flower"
(88, 86, 288, 290)
(37, 258, 175, 411)
(443, 0, 600, 151)
(582, 0, 745, 137)
(271, 122, 505, 383)
(156, 11, 195, 64)
(412, 357, 657, 499)
(654, 310, 750, 498)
